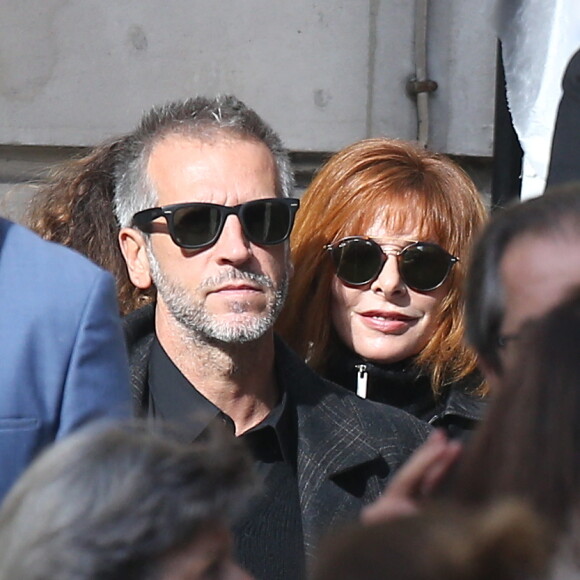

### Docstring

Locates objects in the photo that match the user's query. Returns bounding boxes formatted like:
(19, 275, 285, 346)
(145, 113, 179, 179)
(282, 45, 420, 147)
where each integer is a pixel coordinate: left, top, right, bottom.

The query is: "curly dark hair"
(25, 137, 155, 316)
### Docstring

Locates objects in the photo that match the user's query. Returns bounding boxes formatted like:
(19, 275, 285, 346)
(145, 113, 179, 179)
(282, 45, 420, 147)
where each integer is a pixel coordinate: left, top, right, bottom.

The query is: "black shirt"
(148, 338, 306, 580)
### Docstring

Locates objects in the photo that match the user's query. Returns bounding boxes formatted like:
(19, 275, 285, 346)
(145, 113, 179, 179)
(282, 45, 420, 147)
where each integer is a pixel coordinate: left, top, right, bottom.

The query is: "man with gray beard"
(148, 251, 288, 344)
(115, 95, 429, 580)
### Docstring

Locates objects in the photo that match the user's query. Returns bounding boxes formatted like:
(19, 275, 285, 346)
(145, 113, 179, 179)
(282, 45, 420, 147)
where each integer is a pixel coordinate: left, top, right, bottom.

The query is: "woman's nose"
(369, 253, 406, 295)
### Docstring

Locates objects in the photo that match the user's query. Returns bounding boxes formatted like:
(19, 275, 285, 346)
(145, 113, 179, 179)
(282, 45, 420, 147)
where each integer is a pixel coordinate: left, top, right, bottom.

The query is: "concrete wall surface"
(0, 0, 496, 151)
(0, 0, 497, 219)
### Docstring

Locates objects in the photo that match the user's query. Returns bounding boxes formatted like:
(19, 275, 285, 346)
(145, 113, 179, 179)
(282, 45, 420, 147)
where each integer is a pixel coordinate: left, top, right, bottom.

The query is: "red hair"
(277, 138, 488, 395)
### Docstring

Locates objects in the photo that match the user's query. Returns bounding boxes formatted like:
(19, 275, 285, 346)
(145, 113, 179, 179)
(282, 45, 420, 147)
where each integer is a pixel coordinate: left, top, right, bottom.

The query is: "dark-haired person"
(465, 182, 580, 384)
(547, 49, 580, 187)
(26, 135, 154, 316)
(454, 287, 580, 531)
(362, 183, 580, 530)
(0, 421, 255, 580)
(113, 96, 429, 580)
(277, 138, 488, 438)
(414, 288, 580, 577)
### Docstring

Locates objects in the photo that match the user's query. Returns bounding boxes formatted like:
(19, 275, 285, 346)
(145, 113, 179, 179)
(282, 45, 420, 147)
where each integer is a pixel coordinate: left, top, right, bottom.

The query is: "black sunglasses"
(132, 198, 300, 250)
(325, 236, 458, 292)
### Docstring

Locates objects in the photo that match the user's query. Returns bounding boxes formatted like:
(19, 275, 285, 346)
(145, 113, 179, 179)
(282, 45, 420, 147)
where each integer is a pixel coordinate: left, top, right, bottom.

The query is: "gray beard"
(148, 248, 288, 345)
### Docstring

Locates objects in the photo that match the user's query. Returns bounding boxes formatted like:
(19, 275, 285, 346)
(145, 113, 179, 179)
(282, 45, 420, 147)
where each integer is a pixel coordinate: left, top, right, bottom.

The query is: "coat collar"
(124, 309, 386, 478)
(275, 337, 385, 476)
(325, 339, 487, 426)
(123, 307, 409, 557)
(123, 303, 155, 413)
(273, 336, 395, 556)
(439, 386, 487, 422)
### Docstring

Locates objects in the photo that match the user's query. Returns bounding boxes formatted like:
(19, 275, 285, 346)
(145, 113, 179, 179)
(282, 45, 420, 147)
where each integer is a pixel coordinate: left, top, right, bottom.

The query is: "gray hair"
(0, 420, 256, 580)
(113, 95, 294, 227)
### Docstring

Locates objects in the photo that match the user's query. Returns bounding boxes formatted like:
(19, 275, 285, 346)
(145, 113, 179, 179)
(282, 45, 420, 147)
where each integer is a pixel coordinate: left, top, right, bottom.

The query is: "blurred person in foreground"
(0, 421, 255, 580)
(277, 138, 488, 438)
(362, 189, 580, 580)
(364, 287, 580, 577)
(313, 500, 549, 580)
(465, 182, 580, 385)
(451, 287, 580, 559)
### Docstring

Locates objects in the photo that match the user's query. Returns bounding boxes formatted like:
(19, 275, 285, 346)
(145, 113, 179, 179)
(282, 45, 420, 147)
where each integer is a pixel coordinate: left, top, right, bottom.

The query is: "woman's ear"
(119, 228, 153, 290)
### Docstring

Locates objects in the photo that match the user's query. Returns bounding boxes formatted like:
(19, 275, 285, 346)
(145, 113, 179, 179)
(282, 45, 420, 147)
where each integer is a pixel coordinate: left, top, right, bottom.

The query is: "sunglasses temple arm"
(132, 208, 164, 228)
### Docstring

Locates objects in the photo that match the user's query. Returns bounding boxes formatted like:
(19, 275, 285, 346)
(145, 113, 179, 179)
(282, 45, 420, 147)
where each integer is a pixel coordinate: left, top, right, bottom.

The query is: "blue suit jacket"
(0, 218, 132, 499)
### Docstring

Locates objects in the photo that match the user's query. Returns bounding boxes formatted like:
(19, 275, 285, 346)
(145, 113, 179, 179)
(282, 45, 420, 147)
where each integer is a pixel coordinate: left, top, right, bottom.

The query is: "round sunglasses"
(132, 198, 300, 250)
(325, 236, 459, 292)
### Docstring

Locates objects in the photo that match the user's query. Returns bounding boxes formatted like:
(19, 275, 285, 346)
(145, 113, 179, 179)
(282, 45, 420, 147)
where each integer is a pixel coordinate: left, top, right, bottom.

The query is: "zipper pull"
(355, 364, 368, 399)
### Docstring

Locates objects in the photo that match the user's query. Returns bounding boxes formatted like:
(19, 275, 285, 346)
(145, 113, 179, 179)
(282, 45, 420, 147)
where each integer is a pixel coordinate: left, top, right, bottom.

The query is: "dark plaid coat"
(124, 304, 430, 560)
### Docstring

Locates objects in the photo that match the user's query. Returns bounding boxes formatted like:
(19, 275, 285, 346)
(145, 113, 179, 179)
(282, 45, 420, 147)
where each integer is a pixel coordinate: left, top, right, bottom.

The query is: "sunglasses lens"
(399, 243, 453, 291)
(172, 205, 221, 248)
(242, 200, 293, 245)
(333, 239, 384, 285)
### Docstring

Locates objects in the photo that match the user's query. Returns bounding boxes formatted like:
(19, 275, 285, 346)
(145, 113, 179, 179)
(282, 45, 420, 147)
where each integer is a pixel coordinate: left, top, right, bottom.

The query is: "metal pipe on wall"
(414, 0, 430, 147)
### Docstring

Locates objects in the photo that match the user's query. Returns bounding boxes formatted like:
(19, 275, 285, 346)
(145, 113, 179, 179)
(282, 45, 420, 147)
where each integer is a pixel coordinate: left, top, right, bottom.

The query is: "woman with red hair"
(277, 138, 488, 436)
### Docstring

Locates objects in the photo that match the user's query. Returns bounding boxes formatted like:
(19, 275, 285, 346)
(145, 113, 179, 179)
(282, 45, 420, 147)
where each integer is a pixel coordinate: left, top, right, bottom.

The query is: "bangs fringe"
(277, 137, 489, 397)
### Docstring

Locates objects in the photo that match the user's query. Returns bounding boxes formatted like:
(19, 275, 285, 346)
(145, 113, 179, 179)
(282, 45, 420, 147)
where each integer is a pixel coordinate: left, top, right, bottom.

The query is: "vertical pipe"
(414, 0, 430, 147)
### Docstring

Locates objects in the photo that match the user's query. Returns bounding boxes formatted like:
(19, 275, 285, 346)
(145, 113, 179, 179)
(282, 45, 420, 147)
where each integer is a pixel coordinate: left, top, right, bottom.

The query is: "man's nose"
(212, 214, 253, 265)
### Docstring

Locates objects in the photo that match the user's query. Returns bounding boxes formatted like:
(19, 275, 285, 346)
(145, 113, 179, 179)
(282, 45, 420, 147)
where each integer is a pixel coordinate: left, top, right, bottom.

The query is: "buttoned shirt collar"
(148, 336, 295, 466)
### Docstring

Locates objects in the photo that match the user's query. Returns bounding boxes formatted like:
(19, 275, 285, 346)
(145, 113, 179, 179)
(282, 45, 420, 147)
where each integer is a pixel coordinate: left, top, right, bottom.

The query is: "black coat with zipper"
(324, 343, 487, 440)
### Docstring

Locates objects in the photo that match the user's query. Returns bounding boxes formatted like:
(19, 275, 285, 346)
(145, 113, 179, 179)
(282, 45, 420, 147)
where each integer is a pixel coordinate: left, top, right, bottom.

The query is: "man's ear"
(119, 227, 153, 290)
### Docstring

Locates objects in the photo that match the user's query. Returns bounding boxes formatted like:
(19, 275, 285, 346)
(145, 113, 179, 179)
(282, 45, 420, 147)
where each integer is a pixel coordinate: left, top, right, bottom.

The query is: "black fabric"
(324, 341, 487, 439)
(123, 304, 431, 579)
(548, 49, 580, 187)
(147, 338, 305, 580)
(232, 453, 305, 580)
(148, 338, 221, 438)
